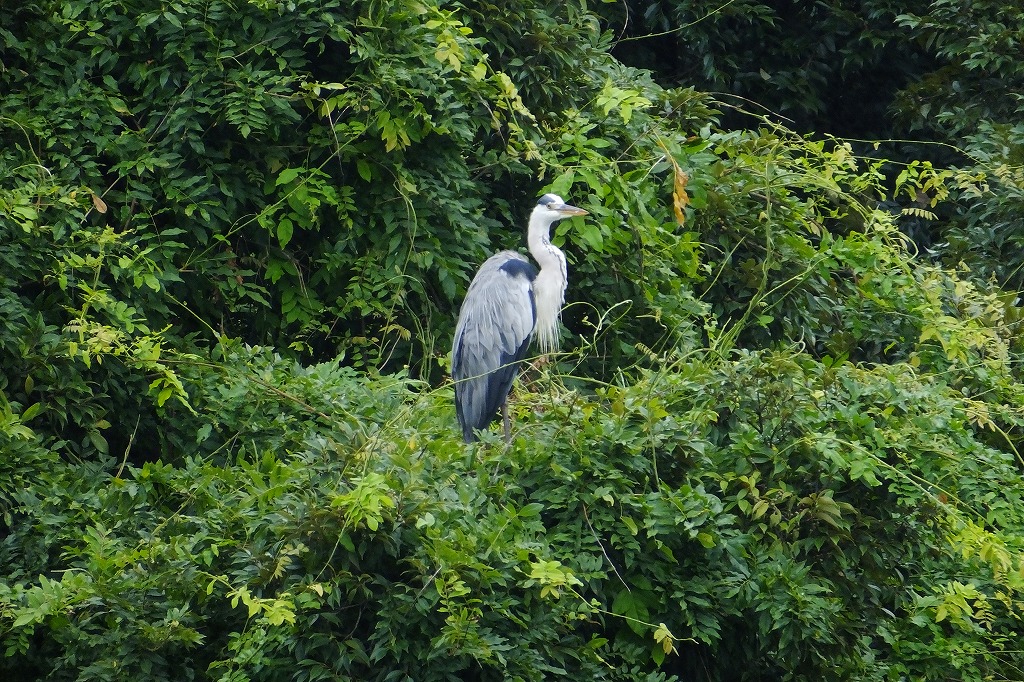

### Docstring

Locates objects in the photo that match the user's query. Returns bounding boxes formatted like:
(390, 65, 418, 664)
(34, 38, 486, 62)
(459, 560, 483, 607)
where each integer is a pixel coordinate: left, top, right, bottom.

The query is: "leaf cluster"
(4, 335, 1024, 680)
(3, 1, 1024, 681)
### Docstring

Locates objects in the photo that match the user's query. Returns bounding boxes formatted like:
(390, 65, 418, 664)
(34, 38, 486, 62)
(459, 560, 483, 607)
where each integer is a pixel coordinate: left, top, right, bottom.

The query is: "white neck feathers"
(527, 206, 567, 353)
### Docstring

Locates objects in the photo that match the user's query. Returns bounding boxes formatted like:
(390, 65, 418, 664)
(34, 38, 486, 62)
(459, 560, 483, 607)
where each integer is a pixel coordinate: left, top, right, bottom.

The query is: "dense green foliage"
(2, 1, 1024, 680)
(601, 0, 930, 136)
(603, 0, 1024, 291)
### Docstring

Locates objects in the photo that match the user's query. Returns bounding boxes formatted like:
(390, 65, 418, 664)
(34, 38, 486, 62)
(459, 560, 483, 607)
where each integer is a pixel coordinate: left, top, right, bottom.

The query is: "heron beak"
(557, 203, 588, 217)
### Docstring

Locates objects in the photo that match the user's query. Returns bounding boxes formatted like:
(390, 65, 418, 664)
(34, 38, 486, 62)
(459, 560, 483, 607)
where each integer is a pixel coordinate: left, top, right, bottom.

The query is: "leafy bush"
(596, 0, 934, 137)
(895, 0, 1024, 137)
(3, 1, 1024, 680)
(4, 341, 1024, 680)
(888, 2, 1024, 292)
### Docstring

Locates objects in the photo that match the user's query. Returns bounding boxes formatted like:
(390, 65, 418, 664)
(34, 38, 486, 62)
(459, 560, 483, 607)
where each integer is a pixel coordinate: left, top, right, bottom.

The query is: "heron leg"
(502, 400, 511, 443)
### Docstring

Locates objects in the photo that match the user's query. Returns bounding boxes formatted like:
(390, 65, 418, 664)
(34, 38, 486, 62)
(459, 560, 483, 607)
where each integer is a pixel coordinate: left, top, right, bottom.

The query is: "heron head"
(536, 193, 588, 219)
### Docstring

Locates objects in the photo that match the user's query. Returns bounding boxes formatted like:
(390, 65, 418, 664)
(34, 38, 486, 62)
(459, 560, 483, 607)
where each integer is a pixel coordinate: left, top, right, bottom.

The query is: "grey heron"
(451, 193, 588, 442)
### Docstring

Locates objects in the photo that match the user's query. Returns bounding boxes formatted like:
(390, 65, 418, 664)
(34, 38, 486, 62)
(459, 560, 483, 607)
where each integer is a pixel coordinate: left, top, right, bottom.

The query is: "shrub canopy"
(2, 1, 1024, 680)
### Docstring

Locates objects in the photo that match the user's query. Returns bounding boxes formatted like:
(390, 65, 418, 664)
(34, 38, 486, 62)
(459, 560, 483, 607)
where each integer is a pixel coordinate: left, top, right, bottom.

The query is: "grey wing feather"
(452, 251, 538, 442)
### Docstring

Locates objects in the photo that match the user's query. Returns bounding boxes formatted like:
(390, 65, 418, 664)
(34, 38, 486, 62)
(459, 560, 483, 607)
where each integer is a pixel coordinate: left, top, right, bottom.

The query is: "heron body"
(451, 194, 588, 442)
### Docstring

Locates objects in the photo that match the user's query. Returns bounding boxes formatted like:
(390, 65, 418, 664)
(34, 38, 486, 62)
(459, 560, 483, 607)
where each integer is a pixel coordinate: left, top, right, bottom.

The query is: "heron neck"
(527, 210, 564, 272)
(527, 208, 567, 353)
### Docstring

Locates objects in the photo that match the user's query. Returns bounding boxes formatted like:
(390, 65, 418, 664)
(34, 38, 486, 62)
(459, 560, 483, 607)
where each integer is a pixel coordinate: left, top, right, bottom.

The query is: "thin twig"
(583, 504, 629, 591)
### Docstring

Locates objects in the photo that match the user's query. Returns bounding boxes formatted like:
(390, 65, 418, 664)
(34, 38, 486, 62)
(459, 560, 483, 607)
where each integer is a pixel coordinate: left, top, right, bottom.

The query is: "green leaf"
(519, 503, 543, 517)
(578, 222, 604, 251)
(88, 430, 109, 454)
(612, 589, 650, 636)
(356, 159, 372, 182)
(548, 170, 575, 198)
(21, 403, 42, 421)
(277, 168, 302, 186)
(277, 218, 294, 248)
